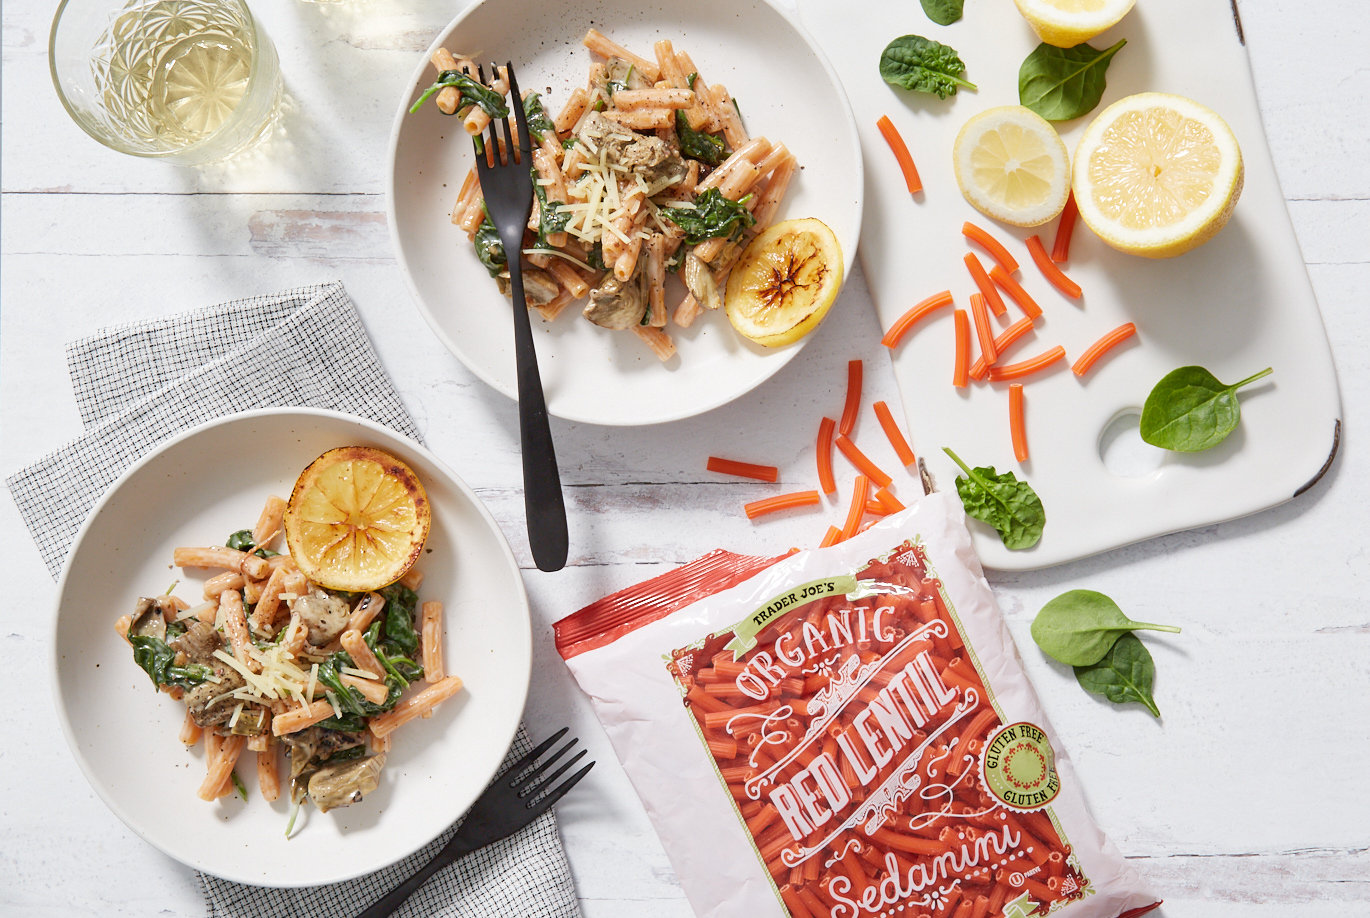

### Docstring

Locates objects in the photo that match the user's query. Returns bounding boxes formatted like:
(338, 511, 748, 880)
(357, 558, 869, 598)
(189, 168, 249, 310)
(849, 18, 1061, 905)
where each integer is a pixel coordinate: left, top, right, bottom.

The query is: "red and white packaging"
(556, 492, 1159, 918)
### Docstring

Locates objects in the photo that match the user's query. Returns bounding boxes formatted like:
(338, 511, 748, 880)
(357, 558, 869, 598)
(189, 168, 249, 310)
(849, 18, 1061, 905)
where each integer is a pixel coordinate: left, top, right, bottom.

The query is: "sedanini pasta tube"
(556, 491, 1159, 918)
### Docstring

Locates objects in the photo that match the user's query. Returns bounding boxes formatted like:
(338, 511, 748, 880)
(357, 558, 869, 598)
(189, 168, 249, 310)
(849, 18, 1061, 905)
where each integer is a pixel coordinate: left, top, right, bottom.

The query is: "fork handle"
(354, 833, 480, 918)
(508, 264, 569, 572)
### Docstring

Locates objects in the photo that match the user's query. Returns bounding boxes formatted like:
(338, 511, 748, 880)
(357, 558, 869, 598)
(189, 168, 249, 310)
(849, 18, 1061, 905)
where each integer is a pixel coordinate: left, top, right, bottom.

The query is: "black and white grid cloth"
(7, 281, 581, 918)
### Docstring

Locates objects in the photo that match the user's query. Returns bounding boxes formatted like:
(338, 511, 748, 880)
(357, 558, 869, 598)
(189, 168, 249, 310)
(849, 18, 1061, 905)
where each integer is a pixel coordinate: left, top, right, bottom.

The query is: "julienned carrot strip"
(816, 416, 837, 495)
(819, 525, 844, 548)
(841, 475, 871, 540)
(970, 316, 1035, 380)
(707, 456, 779, 482)
(952, 309, 971, 389)
(964, 252, 1007, 317)
(833, 434, 893, 488)
(1072, 322, 1137, 377)
(744, 490, 822, 520)
(881, 290, 954, 349)
(839, 359, 863, 437)
(875, 115, 923, 194)
(989, 263, 1042, 322)
(873, 486, 905, 513)
(961, 221, 1019, 274)
(872, 400, 916, 466)
(969, 293, 996, 367)
(1027, 235, 1082, 299)
(1009, 383, 1028, 462)
(988, 345, 1067, 382)
(1052, 191, 1079, 263)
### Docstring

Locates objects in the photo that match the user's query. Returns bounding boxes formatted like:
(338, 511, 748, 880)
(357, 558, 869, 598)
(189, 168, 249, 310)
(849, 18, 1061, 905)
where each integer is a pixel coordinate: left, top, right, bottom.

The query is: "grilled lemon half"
(725, 218, 843, 347)
(283, 446, 431, 592)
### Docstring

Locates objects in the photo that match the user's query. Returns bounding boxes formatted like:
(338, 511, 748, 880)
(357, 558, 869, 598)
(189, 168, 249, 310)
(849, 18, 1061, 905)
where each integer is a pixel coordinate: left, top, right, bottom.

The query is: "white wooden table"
(3, 0, 1367, 915)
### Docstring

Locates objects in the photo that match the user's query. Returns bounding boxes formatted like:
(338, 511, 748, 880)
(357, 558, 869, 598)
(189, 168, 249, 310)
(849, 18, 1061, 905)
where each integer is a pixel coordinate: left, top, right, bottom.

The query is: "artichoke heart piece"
(308, 753, 386, 813)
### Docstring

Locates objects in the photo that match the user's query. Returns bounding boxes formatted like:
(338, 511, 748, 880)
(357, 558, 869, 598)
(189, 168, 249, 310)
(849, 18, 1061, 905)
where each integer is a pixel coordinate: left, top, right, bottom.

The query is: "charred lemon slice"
(725, 218, 843, 347)
(283, 446, 431, 592)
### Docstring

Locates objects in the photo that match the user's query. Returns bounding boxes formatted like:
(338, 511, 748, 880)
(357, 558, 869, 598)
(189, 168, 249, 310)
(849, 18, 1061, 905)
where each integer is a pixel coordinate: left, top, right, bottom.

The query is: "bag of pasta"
(555, 491, 1159, 918)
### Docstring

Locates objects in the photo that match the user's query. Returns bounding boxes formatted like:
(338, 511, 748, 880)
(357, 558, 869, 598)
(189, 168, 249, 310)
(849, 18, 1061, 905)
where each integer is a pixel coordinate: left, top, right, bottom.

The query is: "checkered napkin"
(6, 281, 581, 918)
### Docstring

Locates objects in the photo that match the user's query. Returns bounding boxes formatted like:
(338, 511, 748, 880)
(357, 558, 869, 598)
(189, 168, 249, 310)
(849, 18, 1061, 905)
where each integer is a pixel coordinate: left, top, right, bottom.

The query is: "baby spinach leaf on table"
(1140, 366, 1273, 452)
(942, 447, 1045, 549)
(662, 188, 756, 245)
(1031, 589, 1180, 666)
(880, 36, 977, 100)
(1074, 632, 1162, 717)
(409, 69, 511, 120)
(1018, 38, 1126, 122)
(921, 0, 965, 26)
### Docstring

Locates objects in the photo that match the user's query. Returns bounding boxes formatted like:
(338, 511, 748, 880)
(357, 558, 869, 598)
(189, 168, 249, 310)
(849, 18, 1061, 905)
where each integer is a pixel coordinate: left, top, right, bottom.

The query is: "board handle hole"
(1098, 409, 1166, 478)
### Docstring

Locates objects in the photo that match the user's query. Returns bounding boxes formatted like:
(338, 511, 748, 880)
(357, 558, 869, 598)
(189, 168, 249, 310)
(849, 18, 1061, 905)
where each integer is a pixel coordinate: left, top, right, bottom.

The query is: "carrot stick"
(1072, 322, 1137, 377)
(873, 486, 905, 514)
(873, 400, 916, 467)
(964, 252, 1007, 317)
(989, 264, 1042, 322)
(834, 434, 893, 488)
(819, 525, 844, 548)
(962, 221, 1019, 274)
(707, 456, 780, 482)
(881, 290, 954, 349)
(970, 316, 1035, 380)
(841, 475, 871, 540)
(1052, 191, 1079, 263)
(952, 308, 971, 389)
(1026, 235, 1082, 299)
(875, 115, 922, 194)
(839, 359, 863, 437)
(744, 490, 822, 520)
(1009, 384, 1028, 462)
(816, 416, 837, 495)
(970, 293, 996, 367)
(988, 345, 1067, 382)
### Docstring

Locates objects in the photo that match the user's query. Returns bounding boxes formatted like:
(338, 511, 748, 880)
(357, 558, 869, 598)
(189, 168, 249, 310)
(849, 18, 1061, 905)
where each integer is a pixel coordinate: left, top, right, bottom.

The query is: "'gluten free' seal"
(980, 722, 1061, 811)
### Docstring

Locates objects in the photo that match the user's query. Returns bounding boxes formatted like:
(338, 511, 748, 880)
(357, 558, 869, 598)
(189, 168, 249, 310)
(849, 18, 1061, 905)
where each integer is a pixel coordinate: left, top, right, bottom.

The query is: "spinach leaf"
(920, 0, 965, 25)
(1140, 366, 1273, 452)
(942, 447, 1045, 549)
(1019, 38, 1126, 122)
(409, 69, 511, 120)
(675, 110, 727, 165)
(879, 36, 977, 100)
(226, 529, 255, 552)
(662, 188, 756, 245)
(129, 634, 212, 690)
(380, 583, 422, 655)
(1074, 632, 1162, 717)
(532, 167, 572, 246)
(472, 213, 506, 277)
(586, 242, 607, 272)
(1031, 589, 1180, 666)
(230, 771, 249, 802)
(522, 92, 556, 145)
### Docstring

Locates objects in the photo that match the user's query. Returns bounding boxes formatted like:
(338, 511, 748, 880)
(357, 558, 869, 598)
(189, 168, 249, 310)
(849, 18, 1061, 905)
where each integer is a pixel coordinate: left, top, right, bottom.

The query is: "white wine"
(73, 0, 280, 161)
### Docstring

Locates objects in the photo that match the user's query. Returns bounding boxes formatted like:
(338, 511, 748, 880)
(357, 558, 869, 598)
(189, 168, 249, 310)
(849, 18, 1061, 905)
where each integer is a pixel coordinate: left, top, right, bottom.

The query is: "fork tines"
(474, 61, 529, 167)
(505, 728, 594, 811)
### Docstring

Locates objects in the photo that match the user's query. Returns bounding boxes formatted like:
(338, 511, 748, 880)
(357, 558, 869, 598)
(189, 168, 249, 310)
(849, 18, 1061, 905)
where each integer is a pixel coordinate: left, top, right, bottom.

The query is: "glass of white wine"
(50, 0, 282, 165)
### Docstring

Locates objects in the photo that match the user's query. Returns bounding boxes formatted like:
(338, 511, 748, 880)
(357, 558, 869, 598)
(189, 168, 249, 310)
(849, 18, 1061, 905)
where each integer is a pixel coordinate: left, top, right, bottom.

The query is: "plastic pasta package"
(555, 492, 1160, 918)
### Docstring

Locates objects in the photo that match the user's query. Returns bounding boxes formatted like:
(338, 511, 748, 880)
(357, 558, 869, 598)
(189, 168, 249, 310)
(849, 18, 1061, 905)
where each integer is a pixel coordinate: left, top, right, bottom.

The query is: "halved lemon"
(1073, 92, 1243, 258)
(1012, 0, 1136, 47)
(725, 218, 843, 347)
(283, 446, 431, 592)
(953, 106, 1070, 227)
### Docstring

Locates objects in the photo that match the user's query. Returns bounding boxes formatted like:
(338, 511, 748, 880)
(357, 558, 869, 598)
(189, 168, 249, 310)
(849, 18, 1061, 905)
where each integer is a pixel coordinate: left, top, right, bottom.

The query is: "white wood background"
(2, 0, 1367, 915)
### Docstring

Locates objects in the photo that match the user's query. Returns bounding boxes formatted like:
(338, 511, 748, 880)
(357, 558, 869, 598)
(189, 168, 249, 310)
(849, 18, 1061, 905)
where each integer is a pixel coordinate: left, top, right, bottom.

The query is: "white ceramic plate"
(388, 0, 862, 426)
(52, 409, 531, 886)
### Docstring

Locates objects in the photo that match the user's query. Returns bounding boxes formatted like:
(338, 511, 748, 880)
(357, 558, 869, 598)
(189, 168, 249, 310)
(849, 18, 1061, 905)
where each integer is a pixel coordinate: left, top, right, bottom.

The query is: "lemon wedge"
(1073, 92, 1243, 258)
(283, 446, 431, 592)
(1012, 0, 1136, 47)
(953, 106, 1070, 227)
(725, 218, 843, 347)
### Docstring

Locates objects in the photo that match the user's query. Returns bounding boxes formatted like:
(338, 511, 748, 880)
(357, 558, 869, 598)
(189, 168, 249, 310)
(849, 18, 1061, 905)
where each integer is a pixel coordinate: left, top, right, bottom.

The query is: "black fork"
(473, 61, 568, 573)
(354, 728, 593, 918)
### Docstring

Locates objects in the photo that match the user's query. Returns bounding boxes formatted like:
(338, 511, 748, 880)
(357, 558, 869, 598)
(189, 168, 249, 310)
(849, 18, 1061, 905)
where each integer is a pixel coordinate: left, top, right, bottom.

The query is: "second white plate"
(388, 0, 862, 426)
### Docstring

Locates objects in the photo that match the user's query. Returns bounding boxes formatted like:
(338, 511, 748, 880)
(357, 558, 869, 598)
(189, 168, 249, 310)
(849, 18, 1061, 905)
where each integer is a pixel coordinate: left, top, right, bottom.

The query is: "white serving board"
(798, 0, 1341, 570)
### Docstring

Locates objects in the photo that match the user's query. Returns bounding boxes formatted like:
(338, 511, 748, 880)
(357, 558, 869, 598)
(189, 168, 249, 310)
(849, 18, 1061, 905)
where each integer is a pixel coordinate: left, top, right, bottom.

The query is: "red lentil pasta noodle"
(557, 498, 1161, 918)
